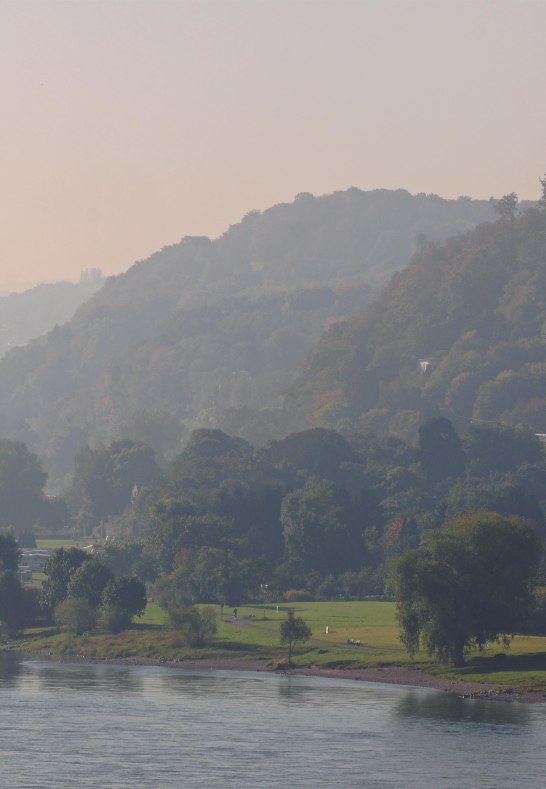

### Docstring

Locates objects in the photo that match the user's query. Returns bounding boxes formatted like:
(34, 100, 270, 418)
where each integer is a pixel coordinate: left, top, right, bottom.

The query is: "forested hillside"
(288, 206, 546, 440)
(64, 420, 546, 605)
(0, 189, 493, 489)
(0, 270, 104, 358)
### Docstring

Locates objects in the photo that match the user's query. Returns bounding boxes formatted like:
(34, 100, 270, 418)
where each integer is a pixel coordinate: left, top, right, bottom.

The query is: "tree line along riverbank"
(6, 600, 546, 700)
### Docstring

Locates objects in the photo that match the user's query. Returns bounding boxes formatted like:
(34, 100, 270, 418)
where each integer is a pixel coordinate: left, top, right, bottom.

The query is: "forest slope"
(288, 208, 546, 440)
(0, 189, 493, 487)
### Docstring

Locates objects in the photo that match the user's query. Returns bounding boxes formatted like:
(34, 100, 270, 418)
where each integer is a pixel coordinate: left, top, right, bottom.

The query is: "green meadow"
(36, 538, 90, 550)
(12, 599, 546, 694)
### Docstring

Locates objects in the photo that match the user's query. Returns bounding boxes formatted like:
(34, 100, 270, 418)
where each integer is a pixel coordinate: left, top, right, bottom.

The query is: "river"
(1, 653, 545, 788)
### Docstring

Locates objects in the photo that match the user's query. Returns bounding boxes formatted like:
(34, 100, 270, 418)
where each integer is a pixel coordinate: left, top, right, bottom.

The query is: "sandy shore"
(39, 652, 545, 704)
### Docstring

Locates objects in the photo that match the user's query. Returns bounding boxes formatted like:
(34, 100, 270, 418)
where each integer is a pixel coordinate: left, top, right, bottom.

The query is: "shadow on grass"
(212, 639, 271, 654)
(18, 627, 58, 640)
(460, 652, 546, 675)
(132, 622, 163, 632)
(318, 659, 362, 669)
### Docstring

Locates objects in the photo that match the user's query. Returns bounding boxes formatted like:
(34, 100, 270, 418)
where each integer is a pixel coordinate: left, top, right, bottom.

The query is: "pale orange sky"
(1, 0, 545, 292)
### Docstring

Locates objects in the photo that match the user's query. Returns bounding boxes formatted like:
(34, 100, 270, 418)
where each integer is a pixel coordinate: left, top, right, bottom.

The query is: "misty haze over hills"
(289, 204, 546, 441)
(0, 269, 104, 359)
(0, 188, 495, 490)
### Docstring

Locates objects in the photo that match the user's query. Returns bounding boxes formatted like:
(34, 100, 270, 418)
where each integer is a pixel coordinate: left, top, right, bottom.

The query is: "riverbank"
(8, 599, 546, 701)
(16, 648, 545, 703)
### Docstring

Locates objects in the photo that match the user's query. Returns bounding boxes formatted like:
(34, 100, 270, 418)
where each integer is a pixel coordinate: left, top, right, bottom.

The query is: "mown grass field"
(36, 538, 90, 550)
(12, 598, 546, 693)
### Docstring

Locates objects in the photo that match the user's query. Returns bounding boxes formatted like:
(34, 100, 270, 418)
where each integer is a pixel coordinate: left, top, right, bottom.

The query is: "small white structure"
(83, 544, 102, 555)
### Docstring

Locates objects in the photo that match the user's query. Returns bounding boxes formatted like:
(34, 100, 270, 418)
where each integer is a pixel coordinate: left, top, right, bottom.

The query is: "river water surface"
(1, 653, 545, 788)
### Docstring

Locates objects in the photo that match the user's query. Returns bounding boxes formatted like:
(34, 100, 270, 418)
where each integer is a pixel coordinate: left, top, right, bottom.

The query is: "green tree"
(391, 512, 542, 666)
(188, 546, 228, 603)
(463, 423, 543, 476)
(0, 570, 25, 635)
(156, 564, 193, 610)
(281, 478, 363, 575)
(280, 610, 311, 665)
(54, 598, 97, 635)
(0, 439, 47, 531)
(101, 538, 145, 577)
(167, 605, 217, 647)
(141, 499, 197, 574)
(41, 548, 89, 612)
(100, 576, 147, 629)
(0, 532, 20, 572)
(67, 558, 113, 608)
(68, 440, 160, 532)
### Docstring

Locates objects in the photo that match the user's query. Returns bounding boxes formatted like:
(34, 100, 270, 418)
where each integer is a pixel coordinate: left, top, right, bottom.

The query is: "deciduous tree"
(54, 598, 96, 635)
(41, 548, 89, 612)
(100, 576, 147, 625)
(167, 605, 217, 647)
(539, 174, 546, 207)
(0, 533, 20, 572)
(391, 512, 542, 666)
(280, 610, 311, 665)
(67, 558, 113, 608)
(494, 192, 518, 221)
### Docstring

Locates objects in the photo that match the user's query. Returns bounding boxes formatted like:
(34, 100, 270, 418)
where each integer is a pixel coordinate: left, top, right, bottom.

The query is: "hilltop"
(0, 270, 104, 359)
(0, 188, 494, 488)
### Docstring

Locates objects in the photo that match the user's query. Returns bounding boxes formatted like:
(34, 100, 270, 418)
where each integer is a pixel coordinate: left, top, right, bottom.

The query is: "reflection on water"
(397, 688, 530, 727)
(29, 661, 148, 694)
(0, 651, 22, 686)
(1, 657, 545, 789)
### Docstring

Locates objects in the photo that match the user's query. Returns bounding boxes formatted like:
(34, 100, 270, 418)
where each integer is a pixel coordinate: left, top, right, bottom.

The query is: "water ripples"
(1, 657, 546, 788)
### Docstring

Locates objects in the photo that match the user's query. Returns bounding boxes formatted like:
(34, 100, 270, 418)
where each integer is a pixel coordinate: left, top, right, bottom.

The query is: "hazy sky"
(1, 0, 545, 292)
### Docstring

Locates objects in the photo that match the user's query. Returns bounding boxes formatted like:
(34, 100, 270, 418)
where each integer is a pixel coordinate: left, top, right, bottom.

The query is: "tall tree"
(281, 478, 364, 574)
(67, 558, 113, 608)
(0, 533, 20, 573)
(100, 576, 147, 627)
(494, 192, 518, 221)
(0, 440, 47, 531)
(0, 570, 25, 635)
(41, 548, 89, 612)
(391, 512, 542, 666)
(539, 174, 546, 207)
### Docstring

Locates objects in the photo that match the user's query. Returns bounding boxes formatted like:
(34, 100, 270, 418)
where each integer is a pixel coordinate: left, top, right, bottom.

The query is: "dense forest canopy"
(61, 417, 546, 607)
(4, 410, 546, 636)
(0, 189, 494, 490)
(288, 206, 546, 441)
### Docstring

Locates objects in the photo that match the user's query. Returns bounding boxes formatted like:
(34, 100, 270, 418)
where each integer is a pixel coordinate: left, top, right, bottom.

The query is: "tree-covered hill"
(0, 269, 104, 359)
(0, 189, 494, 488)
(288, 206, 546, 440)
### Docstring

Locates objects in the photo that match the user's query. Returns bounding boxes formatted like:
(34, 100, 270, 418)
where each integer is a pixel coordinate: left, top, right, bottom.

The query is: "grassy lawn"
(425, 635, 546, 693)
(36, 538, 90, 550)
(9, 599, 546, 694)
